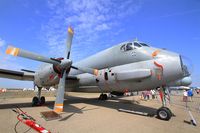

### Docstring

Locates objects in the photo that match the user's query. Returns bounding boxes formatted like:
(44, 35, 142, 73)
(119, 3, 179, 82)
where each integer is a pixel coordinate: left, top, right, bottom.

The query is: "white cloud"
(0, 38, 6, 47)
(43, 0, 142, 61)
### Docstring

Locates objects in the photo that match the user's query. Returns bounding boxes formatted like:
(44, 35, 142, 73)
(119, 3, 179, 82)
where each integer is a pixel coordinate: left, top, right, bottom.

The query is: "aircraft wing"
(0, 68, 34, 81)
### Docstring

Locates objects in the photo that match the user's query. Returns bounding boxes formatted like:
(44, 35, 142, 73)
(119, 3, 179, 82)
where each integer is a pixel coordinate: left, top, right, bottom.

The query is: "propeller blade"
(6, 46, 60, 65)
(54, 70, 66, 112)
(66, 27, 74, 59)
(71, 66, 99, 76)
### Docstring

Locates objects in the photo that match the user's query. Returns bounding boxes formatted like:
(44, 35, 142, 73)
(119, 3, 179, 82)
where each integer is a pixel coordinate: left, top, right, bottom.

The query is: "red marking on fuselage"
(154, 61, 163, 70)
(154, 61, 164, 80)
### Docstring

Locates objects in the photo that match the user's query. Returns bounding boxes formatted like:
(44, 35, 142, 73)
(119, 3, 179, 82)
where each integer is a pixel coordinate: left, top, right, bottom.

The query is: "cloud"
(42, 0, 142, 61)
(0, 38, 6, 47)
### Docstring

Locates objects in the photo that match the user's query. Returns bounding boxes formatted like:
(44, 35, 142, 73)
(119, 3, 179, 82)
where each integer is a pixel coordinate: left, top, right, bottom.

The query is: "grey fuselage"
(34, 41, 191, 93)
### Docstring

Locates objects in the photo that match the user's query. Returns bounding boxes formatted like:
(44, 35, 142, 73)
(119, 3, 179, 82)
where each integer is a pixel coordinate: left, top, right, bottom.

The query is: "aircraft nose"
(179, 55, 193, 77)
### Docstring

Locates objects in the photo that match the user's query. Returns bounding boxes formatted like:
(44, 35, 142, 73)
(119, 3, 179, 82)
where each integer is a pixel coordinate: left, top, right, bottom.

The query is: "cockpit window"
(120, 44, 126, 51)
(140, 43, 150, 47)
(134, 42, 142, 47)
(126, 43, 133, 51)
(120, 43, 134, 52)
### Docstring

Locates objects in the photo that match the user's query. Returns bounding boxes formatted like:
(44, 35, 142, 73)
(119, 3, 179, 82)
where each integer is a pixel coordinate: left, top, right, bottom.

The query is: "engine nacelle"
(34, 64, 59, 87)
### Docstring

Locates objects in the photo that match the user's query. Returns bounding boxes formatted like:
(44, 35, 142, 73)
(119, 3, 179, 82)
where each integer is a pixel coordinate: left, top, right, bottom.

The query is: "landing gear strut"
(32, 86, 46, 106)
(98, 93, 108, 100)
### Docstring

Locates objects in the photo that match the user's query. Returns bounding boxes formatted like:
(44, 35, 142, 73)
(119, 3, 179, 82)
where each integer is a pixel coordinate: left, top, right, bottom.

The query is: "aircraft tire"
(98, 94, 107, 100)
(157, 107, 172, 121)
(40, 96, 46, 105)
(103, 94, 107, 100)
(32, 96, 39, 106)
(162, 107, 173, 116)
(99, 94, 104, 100)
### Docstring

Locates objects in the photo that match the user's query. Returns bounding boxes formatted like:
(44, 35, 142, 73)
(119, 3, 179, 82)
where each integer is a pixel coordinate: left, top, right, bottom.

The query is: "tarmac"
(0, 91, 200, 133)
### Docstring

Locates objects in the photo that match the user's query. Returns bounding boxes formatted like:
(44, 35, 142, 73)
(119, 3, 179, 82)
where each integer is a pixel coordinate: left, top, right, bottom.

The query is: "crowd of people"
(140, 88, 197, 102)
(141, 90, 157, 100)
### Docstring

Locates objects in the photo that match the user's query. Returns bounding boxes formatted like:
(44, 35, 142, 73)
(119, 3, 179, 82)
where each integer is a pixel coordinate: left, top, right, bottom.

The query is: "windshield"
(120, 42, 145, 52)
(139, 42, 150, 47)
(134, 42, 142, 47)
(126, 43, 133, 50)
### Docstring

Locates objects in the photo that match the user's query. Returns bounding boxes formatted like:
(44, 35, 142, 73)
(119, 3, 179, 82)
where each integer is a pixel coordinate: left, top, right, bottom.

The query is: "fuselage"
(34, 41, 191, 92)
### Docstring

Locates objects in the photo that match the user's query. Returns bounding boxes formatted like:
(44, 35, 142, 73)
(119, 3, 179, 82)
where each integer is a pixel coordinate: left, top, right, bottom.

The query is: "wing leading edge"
(0, 68, 34, 81)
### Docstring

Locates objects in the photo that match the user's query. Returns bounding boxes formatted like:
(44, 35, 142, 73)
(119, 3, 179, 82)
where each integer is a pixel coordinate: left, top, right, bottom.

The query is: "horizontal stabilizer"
(115, 69, 151, 81)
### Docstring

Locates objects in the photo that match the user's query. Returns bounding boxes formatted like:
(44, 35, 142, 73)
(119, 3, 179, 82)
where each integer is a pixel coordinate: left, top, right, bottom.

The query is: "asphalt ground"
(0, 92, 199, 133)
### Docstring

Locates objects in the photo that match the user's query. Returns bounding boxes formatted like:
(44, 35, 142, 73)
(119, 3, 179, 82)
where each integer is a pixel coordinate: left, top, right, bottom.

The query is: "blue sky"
(0, 0, 200, 88)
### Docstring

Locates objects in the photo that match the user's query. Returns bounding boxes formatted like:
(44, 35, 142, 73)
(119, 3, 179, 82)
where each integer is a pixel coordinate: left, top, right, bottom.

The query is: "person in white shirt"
(183, 90, 188, 102)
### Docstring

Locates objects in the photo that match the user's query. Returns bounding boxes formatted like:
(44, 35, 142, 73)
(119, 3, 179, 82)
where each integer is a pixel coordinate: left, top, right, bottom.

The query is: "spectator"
(151, 90, 156, 99)
(183, 90, 188, 102)
(196, 89, 199, 94)
(187, 89, 193, 102)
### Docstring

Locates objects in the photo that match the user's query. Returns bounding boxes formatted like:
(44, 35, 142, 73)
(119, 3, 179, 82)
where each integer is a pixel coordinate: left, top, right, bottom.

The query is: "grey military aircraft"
(0, 27, 192, 120)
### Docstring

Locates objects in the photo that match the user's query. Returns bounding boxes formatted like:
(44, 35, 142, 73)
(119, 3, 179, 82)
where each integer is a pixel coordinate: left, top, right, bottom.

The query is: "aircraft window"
(126, 43, 133, 51)
(140, 43, 150, 47)
(134, 42, 142, 47)
(120, 44, 126, 51)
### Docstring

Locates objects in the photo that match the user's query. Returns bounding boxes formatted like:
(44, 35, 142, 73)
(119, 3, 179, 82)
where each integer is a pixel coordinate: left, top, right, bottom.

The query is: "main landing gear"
(32, 86, 46, 106)
(98, 93, 108, 100)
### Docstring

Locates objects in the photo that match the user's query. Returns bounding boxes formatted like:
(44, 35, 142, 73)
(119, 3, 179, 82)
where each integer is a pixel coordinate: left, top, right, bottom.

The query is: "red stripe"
(154, 61, 163, 70)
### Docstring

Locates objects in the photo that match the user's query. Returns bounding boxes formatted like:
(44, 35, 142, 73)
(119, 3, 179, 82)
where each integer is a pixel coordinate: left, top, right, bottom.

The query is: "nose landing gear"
(157, 107, 172, 121)
(156, 87, 173, 121)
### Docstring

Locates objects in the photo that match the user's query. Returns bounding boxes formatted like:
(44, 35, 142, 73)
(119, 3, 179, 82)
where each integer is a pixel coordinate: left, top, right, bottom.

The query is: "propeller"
(53, 26, 73, 113)
(54, 69, 67, 112)
(6, 26, 98, 112)
(6, 46, 60, 65)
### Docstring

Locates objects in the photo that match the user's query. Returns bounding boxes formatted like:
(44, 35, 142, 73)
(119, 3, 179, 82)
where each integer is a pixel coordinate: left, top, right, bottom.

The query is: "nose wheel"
(156, 86, 174, 121)
(157, 107, 172, 121)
